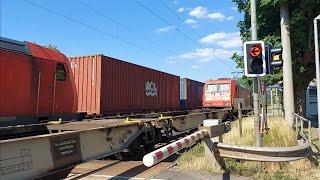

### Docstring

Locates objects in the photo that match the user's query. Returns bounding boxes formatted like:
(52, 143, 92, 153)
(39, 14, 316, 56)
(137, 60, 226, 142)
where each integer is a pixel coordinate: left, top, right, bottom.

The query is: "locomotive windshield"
(206, 83, 230, 92)
(219, 84, 230, 92)
(206, 84, 218, 92)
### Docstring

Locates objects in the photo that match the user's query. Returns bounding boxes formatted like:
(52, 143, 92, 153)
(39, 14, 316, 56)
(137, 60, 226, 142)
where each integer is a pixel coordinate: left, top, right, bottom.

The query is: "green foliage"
(45, 44, 60, 52)
(231, 0, 320, 114)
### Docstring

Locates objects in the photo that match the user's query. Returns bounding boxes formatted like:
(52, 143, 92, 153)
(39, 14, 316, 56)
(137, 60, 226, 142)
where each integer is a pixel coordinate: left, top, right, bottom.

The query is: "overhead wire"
(22, 0, 211, 77)
(73, 0, 207, 75)
(158, 0, 237, 69)
(136, 0, 238, 73)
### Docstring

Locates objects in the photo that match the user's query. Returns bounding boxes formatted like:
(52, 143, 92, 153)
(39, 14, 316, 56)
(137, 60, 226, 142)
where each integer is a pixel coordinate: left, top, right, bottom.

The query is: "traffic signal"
(244, 41, 266, 77)
(265, 43, 283, 74)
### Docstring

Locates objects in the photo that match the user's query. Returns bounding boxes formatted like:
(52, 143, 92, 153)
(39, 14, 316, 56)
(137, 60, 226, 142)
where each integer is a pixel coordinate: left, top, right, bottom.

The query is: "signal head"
(243, 41, 266, 77)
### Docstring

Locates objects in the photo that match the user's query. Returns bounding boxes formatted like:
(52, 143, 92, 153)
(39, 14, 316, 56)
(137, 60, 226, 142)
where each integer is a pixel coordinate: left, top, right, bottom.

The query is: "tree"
(231, 0, 320, 116)
(45, 44, 60, 52)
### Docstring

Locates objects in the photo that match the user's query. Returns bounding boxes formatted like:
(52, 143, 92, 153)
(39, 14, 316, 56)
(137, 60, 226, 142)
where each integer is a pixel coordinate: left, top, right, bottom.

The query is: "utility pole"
(280, 0, 295, 125)
(250, 0, 262, 171)
(313, 14, 320, 146)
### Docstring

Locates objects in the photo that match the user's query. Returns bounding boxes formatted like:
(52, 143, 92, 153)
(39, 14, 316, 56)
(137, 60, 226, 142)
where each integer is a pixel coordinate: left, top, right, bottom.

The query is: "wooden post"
(271, 89, 274, 117)
(238, 103, 243, 137)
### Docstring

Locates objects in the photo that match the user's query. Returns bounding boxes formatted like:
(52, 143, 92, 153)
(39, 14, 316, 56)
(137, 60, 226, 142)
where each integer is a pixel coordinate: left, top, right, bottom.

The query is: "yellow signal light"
(273, 55, 281, 61)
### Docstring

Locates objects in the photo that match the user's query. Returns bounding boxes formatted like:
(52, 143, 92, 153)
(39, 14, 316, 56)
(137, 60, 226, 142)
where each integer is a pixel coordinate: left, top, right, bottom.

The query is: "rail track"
(65, 160, 176, 180)
(64, 141, 184, 180)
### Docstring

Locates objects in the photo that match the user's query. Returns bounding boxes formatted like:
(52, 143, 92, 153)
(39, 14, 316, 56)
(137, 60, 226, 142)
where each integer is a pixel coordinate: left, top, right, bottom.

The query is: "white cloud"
(207, 12, 225, 20)
(156, 26, 175, 33)
(179, 48, 239, 62)
(184, 19, 197, 25)
(199, 32, 242, 48)
(177, 7, 185, 12)
(188, 6, 231, 21)
(189, 6, 208, 18)
(191, 65, 200, 69)
(226, 16, 234, 21)
(231, 7, 238, 11)
(173, 0, 179, 4)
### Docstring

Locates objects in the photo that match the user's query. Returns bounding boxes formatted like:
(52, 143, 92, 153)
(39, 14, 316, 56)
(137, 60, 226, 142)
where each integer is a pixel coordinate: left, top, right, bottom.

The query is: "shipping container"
(180, 78, 204, 110)
(69, 54, 180, 115)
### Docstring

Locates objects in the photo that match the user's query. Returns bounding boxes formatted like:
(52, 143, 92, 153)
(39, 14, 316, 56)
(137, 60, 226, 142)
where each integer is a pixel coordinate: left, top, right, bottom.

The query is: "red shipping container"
(68, 54, 180, 115)
(180, 78, 204, 110)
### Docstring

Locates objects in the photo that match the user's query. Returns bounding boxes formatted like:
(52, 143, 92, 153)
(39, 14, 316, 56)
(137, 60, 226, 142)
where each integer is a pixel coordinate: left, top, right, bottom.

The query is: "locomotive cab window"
(56, 63, 66, 81)
(219, 83, 230, 92)
(206, 84, 218, 92)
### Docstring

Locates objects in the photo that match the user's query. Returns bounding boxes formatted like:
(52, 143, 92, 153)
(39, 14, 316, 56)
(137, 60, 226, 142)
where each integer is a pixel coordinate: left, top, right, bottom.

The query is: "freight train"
(202, 78, 252, 110)
(0, 37, 204, 128)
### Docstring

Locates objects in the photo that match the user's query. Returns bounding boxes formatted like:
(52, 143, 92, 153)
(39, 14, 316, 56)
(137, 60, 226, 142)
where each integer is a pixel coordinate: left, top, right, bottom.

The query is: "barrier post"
(202, 119, 225, 169)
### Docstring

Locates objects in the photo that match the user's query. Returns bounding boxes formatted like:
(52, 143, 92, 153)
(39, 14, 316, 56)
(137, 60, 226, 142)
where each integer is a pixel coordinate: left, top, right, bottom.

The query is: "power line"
(73, 0, 205, 71)
(136, 0, 238, 72)
(22, 0, 165, 58)
(22, 0, 215, 77)
(158, 0, 202, 38)
(158, 0, 237, 69)
(72, 0, 216, 78)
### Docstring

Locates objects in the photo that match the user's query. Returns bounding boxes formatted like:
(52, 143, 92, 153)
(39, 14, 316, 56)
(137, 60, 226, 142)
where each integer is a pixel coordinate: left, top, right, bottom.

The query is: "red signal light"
(249, 44, 262, 57)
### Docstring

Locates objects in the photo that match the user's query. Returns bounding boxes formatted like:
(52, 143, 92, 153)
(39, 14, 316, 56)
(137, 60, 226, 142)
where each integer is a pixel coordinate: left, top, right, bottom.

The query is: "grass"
(176, 117, 320, 179)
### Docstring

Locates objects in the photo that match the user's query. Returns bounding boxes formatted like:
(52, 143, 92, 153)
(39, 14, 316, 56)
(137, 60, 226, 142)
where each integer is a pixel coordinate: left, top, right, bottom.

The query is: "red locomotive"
(0, 37, 77, 127)
(202, 78, 252, 110)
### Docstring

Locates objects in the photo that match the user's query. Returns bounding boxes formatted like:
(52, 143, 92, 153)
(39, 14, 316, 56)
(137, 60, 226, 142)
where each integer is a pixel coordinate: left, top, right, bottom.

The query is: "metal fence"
(266, 88, 284, 117)
(293, 113, 312, 144)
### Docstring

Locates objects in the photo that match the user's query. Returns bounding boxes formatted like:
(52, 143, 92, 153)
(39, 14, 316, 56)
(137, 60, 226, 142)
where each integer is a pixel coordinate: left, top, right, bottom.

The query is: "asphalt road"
(153, 167, 249, 180)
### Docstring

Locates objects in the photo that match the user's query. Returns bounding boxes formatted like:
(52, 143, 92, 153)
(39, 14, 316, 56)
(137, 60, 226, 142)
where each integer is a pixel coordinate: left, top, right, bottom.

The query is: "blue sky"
(1, 0, 243, 82)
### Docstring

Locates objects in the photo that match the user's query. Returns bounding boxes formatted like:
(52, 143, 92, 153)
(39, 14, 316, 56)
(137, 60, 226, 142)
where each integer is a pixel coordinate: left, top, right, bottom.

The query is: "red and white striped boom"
(143, 130, 208, 167)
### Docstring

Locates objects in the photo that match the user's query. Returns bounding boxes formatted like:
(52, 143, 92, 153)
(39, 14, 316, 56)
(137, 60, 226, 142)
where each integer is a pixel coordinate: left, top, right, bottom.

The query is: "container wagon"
(202, 78, 252, 110)
(0, 37, 77, 127)
(180, 78, 204, 110)
(68, 54, 180, 116)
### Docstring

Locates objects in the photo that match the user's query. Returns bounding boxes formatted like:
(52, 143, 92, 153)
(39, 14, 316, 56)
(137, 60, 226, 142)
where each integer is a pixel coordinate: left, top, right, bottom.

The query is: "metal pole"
(250, 0, 262, 146)
(313, 14, 320, 146)
(250, 0, 257, 40)
(250, 0, 262, 171)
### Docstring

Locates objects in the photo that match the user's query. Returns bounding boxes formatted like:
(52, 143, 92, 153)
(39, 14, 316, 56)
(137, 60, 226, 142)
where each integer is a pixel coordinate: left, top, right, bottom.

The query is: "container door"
(37, 60, 55, 120)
